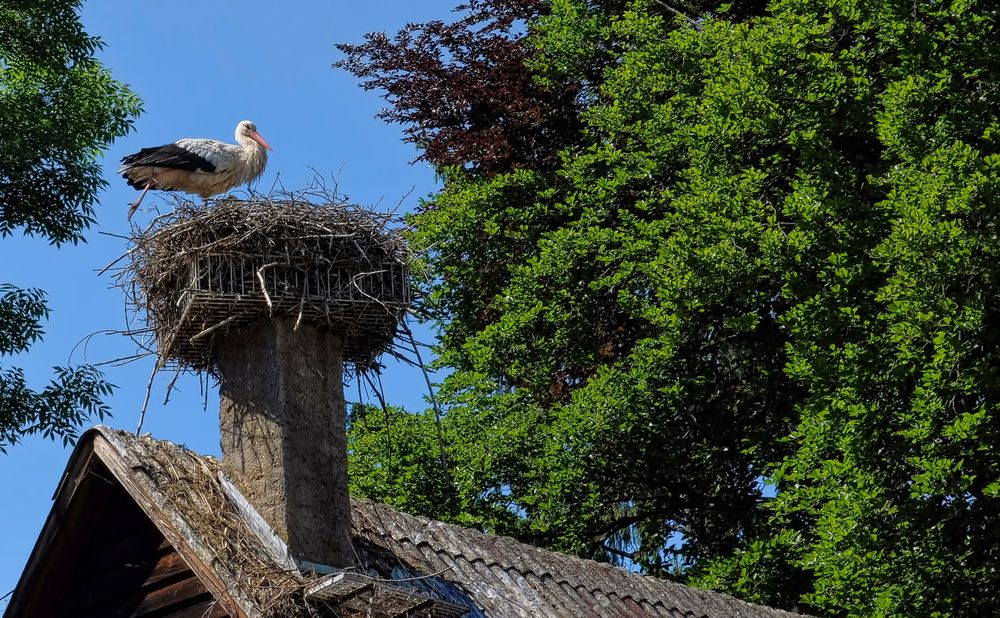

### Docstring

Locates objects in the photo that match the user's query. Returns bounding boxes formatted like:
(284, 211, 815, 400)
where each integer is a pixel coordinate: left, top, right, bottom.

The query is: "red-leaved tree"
(335, 0, 581, 176)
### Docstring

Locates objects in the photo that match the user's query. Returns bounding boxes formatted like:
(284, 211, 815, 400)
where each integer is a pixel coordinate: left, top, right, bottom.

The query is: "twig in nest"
(257, 263, 275, 314)
(98, 245, 138, 275)
(294, 296, 306, 331)
(162, 366, 184, 405)
(190, 314, 241, 343)
(92, 351, 155, 367)
(137, 364, 158, 434)
(68, 329, 120, 365)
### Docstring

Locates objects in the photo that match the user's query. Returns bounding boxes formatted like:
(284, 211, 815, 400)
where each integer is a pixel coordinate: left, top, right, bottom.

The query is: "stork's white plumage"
(119, 120, 272, 219)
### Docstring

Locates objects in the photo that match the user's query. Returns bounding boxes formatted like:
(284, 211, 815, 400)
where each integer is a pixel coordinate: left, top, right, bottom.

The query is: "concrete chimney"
(216, 319, 353, 568)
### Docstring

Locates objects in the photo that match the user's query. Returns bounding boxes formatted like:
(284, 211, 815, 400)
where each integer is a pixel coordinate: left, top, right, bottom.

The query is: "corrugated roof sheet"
(91, 427, 806, 618)
(350, 499, 803, 618)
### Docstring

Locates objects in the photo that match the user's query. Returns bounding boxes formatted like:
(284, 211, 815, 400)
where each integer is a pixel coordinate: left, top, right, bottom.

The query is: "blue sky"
(0, 0, 457, 600)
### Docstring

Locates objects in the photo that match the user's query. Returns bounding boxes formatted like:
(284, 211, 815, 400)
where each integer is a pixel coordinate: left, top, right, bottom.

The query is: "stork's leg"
(127, 181, 155, 220)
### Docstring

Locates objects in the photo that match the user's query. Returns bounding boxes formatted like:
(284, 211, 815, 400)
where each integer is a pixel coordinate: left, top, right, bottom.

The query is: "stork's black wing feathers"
(120, 143, 217, 173)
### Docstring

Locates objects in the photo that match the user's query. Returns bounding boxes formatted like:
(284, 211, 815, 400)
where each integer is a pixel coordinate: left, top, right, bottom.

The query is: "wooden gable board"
(4, 436, 232, 618)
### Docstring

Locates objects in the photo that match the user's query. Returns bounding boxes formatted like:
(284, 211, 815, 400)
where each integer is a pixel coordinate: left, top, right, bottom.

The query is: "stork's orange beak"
(250, 130, 273, 151)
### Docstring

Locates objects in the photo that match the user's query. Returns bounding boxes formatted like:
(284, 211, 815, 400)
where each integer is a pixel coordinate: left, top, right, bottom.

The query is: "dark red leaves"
(335, 0, 581, 176)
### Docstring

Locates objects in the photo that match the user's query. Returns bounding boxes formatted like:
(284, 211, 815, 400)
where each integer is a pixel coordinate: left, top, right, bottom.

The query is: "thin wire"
(362, 371, 393, 467)
(401, 319, 448, 474)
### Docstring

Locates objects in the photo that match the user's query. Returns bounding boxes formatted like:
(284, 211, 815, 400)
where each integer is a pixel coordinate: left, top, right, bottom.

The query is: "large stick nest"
(123, 196, 411, 374)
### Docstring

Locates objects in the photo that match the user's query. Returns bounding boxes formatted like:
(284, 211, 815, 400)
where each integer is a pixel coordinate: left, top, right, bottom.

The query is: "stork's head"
(236, 120, 273, 151)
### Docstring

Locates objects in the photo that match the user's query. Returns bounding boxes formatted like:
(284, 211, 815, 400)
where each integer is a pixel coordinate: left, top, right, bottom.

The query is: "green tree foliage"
(342, 0, 1000, 614)
(0, 0, 140, 449)
(347, 403, 461, 519)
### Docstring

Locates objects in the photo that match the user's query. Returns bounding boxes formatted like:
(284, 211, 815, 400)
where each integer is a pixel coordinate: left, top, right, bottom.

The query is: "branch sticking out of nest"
(117, 194, 412, 376)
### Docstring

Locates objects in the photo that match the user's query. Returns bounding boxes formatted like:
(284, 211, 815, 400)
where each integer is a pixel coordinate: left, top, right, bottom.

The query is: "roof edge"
(90, 427, 253, 617)
(4, 426, 250, 618)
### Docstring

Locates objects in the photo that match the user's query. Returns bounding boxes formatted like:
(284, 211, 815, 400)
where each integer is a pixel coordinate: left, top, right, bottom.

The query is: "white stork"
(119, 120, 272, 219)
